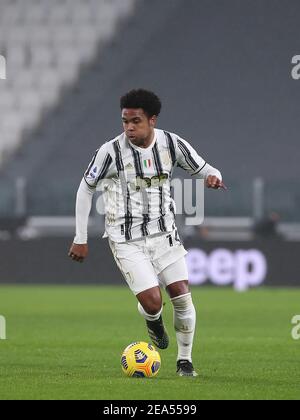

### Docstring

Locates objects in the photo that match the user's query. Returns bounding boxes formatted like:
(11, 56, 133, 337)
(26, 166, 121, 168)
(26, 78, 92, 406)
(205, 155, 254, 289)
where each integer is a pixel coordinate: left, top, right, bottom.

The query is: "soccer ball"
(121, 341, 161, 378)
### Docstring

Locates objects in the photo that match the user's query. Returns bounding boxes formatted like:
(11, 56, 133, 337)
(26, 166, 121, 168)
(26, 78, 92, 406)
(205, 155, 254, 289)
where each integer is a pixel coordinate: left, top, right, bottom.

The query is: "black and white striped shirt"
(75, 129, 222, 243)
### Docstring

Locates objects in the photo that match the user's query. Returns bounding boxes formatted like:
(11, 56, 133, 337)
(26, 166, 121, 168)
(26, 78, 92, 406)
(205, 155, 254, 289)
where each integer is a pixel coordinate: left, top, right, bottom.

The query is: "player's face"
(122, 108, 156, 145)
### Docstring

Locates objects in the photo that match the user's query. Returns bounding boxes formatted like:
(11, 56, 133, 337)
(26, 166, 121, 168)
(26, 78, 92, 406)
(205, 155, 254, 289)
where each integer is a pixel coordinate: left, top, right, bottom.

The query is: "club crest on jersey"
(143, 159, 152, 169)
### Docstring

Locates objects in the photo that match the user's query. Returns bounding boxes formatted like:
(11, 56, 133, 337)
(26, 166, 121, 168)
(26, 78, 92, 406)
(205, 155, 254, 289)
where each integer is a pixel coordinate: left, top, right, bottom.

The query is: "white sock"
(138, 302, 163, 322)
(171, 293, 196, 363)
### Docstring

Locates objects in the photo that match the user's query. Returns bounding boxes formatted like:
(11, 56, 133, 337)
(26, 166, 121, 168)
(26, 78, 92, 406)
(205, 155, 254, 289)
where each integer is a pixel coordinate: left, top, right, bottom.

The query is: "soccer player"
(69, 89, 224, 377)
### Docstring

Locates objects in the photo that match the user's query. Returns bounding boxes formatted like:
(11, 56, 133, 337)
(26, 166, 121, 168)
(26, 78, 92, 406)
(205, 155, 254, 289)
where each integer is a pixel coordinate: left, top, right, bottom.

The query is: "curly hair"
(120, 89, 162, 118)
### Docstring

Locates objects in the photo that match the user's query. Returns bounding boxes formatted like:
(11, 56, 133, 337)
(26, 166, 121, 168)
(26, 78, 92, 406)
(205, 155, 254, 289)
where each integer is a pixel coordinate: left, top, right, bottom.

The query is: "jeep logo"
(186, 248, 268, 291)
(135, 173, 169, 190)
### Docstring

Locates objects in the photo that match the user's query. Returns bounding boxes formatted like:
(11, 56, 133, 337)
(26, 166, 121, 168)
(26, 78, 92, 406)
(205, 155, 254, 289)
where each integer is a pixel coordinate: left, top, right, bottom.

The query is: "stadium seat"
(0, 0, 137, 164)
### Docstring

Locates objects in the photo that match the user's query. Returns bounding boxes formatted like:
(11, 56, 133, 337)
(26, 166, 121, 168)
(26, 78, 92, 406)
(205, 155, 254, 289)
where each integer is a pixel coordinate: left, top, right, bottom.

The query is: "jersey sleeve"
(174, 135, 222, 180)
(74, 178, 94, 244)
(83, 143, 114, 188)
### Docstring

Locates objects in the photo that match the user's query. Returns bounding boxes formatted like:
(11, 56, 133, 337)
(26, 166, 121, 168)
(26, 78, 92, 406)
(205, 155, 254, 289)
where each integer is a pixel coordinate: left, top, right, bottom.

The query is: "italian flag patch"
(143, 159, 152, 169)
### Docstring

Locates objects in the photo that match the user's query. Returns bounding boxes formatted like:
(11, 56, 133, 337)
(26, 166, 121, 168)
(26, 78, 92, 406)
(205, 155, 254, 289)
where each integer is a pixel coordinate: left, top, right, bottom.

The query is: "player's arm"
(68, 179, 94, 262)
(69, 144, 113, 263)
(174, 136, 225, 190)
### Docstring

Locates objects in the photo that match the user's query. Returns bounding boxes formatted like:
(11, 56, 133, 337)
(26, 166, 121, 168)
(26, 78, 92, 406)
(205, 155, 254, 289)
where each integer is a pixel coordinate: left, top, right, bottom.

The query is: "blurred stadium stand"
(0, 0, 136, 163)
(0, 0, 300, 242)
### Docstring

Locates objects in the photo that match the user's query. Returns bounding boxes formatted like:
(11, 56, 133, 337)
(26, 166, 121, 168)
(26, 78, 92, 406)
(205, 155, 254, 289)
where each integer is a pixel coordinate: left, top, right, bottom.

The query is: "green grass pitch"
(0, 286, 299, 400)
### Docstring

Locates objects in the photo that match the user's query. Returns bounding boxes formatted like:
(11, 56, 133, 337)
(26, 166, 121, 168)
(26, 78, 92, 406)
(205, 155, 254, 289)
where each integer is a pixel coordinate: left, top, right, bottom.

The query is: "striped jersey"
(80, 128, 221, 243)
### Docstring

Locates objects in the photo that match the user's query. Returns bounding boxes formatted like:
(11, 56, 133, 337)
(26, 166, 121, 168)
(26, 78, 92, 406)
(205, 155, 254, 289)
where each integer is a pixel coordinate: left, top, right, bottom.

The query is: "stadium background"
(0, 0, 299, 287)
(0, 0, 300, 401)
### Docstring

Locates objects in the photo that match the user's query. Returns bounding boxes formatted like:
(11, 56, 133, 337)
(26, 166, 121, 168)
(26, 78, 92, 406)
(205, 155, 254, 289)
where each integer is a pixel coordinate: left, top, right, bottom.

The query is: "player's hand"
(206, 175, 227, 190)
(68, 243, 88, 263)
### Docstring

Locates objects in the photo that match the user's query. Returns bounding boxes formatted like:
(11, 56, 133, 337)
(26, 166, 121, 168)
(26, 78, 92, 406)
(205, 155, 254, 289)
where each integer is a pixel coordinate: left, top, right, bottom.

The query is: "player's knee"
(137, 287, 162, 316)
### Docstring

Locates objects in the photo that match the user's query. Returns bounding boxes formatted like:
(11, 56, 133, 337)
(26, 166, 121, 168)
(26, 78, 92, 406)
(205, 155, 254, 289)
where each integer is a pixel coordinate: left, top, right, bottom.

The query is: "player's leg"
(136, 286, 169, 349)
(136, 285, 162, 315)
(150, 230, 197, 375)
(158, 259, 198, 377)
(108, 238, 169, 349)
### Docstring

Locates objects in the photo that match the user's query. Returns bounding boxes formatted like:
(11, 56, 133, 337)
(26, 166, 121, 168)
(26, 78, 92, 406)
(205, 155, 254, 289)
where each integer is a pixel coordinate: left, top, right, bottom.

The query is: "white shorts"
(108, 230, 188, 295)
